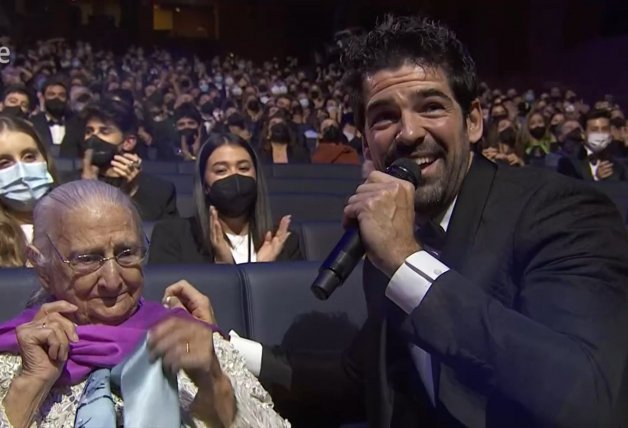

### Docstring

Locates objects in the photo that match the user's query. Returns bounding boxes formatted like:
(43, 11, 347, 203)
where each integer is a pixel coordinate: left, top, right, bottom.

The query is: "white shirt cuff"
(385, 250, 450, 314)
(229, 330, 263, 377)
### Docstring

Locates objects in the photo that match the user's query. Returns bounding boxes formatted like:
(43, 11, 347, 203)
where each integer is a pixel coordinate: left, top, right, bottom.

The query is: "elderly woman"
(0, 180, 289, 428)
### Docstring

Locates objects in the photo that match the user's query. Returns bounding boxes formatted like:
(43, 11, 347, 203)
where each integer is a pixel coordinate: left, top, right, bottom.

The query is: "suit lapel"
(441, 155, 497, 270)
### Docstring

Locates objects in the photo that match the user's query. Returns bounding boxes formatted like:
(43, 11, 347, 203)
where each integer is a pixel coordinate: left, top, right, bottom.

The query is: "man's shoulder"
(137, 172, 176, 194)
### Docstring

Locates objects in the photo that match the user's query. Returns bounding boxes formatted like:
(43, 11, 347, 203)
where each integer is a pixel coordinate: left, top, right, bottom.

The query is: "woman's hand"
(210, 206, 235, 264)
(162, 280, 216, 324)
(257, 215, 292, 262)
(148, 317, 236, 427)
(81, 148, 100, 180)
(18, 301, 79, 386)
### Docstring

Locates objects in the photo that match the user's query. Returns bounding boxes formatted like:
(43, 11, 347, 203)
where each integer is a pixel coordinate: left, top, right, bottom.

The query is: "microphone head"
(386, 158, 422, 188)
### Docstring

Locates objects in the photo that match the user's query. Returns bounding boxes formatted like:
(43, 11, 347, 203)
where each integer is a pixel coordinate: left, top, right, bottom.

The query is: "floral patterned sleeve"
(177, 333, 291, 428)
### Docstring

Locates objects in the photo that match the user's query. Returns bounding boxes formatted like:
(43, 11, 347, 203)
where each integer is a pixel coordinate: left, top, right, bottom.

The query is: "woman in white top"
(0, 115, 57, 267)
(149, 133, 302, 264)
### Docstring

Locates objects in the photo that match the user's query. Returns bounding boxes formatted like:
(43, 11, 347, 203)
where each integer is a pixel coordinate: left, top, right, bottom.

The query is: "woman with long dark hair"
(149, 133, 302, 264)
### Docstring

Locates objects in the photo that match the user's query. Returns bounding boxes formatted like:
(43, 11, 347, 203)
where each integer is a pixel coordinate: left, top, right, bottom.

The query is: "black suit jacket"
(261, 156, 628, 427)
(147, 216, 303, 264)
(61, 172, 178, 222)
(30, 112, 85, 158)
(557, 148, 626, 181)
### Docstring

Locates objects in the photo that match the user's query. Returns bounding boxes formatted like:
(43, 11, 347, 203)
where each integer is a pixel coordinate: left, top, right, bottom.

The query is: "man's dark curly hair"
(342, 15, 479, 130)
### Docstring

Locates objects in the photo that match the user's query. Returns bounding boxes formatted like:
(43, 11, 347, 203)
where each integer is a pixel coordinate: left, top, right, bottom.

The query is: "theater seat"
(270, 193, 346, 223)
(299, 221, 344, 261)
(176, 194, 195, 218)
(177, 162, 196, 175)
(267, 177, 361, 196)
(271, 164, 362, 180)
(143, 221, 156, 240)
(157, 174, 194, 195)
(0, 269, 41, 321)
(143, 264, 247, 335)
(240, 261, 366, 351)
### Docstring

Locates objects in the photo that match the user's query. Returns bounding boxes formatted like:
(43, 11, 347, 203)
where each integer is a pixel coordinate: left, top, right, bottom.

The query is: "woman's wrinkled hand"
(162, 280, 216, 324)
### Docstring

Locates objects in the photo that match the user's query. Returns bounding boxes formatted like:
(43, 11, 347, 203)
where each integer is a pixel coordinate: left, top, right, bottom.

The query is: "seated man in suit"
(77, 99, 179, 221)
(30, 76, 84, 158)
(226, 15, 628, 428)
(558, 109, 626, 181)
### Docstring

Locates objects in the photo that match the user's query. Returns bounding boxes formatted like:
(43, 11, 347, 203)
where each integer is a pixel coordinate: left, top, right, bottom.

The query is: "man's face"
(44, 84, 67, 102)
(176, 117, 200, 132)
(4, 92, 30, 113)
(362, 64, 482, 215)
(85, 118, 125, 146)
(586, 117, 611, 136)
(560, 120, 583, 141)
(276, 96, 291, 110)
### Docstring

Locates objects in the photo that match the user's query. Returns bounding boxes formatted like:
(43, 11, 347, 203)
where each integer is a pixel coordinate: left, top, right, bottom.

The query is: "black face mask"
(491, 114, 508, 124)
(85, 135, 119, 167)
(247, 100, 260, 112)
(499, 127, 517, 145)
(200, 101, 214, 115)
(549, 124, 561, 136)
(179, 128, 197, 146)
(207, 174, 257, 218)
(269, 122, 291, 144)
(321, 125, 343, 143)
(310, 90, 320, 100)
(529, 126, 546, 140)
(2, 106, 28, 119)
(45, 98, 66, 118)
(565, 128, 584, 143)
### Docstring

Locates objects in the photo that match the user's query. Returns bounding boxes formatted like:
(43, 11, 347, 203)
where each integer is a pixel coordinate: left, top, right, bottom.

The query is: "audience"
(149, 133, 302, 264)
(258, 113, 310, 164)
(0, 84, 32, 119)
(79, 99, 179, 220)
(0, 116, 58, 267)
(311, 118, 360, 165)
(557, 109, 627, 181)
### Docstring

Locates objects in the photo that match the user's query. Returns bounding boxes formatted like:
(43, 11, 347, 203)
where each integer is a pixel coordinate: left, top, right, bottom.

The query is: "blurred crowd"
(0, 36, 626, 173)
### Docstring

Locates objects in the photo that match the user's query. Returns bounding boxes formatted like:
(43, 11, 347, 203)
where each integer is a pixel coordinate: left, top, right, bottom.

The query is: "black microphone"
(311, 158, 422, 300)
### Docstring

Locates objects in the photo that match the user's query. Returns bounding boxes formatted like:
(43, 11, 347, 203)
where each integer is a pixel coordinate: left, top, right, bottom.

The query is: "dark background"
(1, 0, 627, 104)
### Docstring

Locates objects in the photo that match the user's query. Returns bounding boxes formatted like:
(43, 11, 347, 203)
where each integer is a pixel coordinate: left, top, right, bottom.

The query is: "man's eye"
(424, 103, 445, 113)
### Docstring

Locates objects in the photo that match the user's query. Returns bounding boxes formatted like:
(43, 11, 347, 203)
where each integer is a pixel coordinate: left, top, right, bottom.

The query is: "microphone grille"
(386, 158, 422, 188)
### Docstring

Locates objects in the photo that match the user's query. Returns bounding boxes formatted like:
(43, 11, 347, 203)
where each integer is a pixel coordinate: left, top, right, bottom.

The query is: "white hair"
(32, 179, 143, 270)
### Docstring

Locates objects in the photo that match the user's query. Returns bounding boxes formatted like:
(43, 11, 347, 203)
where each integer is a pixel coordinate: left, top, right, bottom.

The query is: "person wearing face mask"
(258, 114, 310, 165)
(148, 133, 302, 264)
(173, 102, 205, 161)
(30, 77, 73, 149)
(78, 99, 179, 220)
(0, 116, 58, 267)
(556, 119, 585, 157)
(548, 112, 566, 146)
(311, 118, 360, 165)
(0, 84, 33, 120)
(608, 115, 628, 158)
(557, 109, 626, 181)
(522, 111, 552, 166)
(483, 118, 525, 167)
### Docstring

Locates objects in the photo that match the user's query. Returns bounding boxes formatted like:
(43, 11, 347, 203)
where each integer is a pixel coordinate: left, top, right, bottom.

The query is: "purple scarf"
(0, 299, 188, 385)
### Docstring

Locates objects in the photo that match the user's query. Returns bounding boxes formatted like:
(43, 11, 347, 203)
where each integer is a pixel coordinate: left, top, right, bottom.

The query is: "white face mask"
(0, 162, 53, 212)
(270, 86, 281, 95)
(299, 98, 309, 108)
(224, 76, 234, 87)
(585, 132, 611, 153)
(232, 86, 243, 97)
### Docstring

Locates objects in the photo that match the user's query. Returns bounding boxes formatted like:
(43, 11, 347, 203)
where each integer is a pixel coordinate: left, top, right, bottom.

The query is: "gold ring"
(41, 322, 46, 328)
(185, 342, 190, 354)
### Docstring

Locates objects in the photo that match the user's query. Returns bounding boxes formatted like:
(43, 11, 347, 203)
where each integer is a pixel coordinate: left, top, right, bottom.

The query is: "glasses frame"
(45, 234, 149, 274)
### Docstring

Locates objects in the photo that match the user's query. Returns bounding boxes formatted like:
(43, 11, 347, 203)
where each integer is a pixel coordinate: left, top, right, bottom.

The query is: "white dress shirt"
(585, 148, 600, 181)
(385, 197, 456, 405)
(47, 114, 66, 145)
(226, 233, 257, 264)
(231, 198, 457, 402)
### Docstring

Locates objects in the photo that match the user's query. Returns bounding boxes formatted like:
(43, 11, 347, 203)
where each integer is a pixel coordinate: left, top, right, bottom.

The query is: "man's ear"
(466, 99, 484, 144)
(121, 134, 137, 152)
(26, 245, 51, 292)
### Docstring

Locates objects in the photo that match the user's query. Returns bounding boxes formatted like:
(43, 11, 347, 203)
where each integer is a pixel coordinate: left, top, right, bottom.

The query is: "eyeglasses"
(46, 234, 148, 275)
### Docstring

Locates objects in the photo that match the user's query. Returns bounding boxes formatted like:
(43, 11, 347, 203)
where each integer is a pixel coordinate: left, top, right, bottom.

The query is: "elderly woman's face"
(45, 204, 143, 325)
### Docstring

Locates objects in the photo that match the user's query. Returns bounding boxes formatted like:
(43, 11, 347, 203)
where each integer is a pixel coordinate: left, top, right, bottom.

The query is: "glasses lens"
(70, 254, 104, 274)
(116, 247, 147, 266)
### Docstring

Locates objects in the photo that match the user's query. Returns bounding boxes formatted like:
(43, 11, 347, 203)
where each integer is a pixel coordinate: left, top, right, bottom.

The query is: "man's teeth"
(416, 157, 435, 166)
